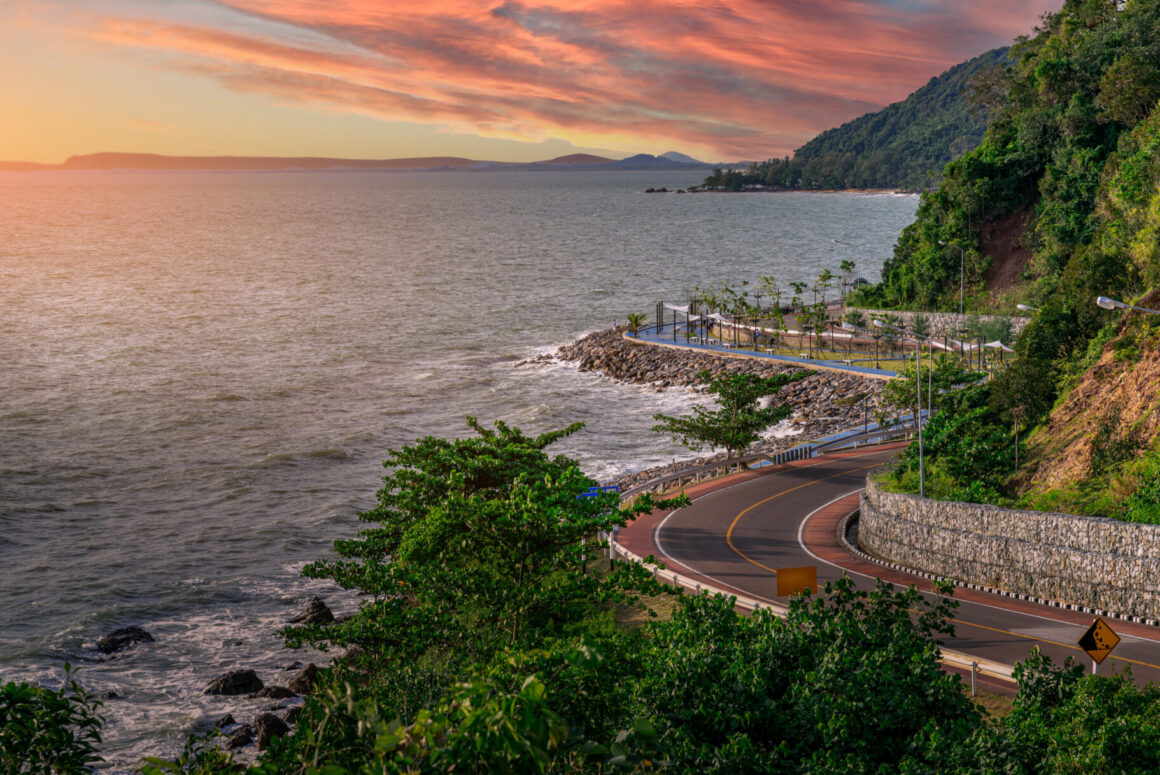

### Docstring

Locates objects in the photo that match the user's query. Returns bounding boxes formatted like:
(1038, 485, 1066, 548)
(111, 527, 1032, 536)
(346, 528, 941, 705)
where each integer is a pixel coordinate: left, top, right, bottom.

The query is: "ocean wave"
(208, 391, 246, 402)
(249, 447, 351, 468)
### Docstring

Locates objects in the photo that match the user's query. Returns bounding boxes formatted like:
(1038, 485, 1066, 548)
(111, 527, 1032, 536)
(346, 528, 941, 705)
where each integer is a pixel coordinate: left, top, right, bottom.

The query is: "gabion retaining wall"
(859, 478, 1160, 621)
(851, 309, 1029, 338)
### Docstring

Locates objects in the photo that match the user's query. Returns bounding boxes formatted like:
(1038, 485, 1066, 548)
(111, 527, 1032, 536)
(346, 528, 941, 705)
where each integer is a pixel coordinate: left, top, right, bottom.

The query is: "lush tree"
(956, 648, 1160, 774)
(884, 383, 1019, 502)
(633, 577, 980, 774)
(263, 418, 683, 771)
(291, 418, 680, 659)
(881, 353, 982, 417)
(0, 666, 104, 775)
(652, 369, 808, 459)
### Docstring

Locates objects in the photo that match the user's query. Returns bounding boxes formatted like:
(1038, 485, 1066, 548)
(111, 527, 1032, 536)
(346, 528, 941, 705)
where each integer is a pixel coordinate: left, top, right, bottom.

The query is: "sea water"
(0, 169, 916, 767)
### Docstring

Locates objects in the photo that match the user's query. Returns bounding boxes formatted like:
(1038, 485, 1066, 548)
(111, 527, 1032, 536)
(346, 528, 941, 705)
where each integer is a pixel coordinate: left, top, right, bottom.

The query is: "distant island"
(0, 150, 715, 173)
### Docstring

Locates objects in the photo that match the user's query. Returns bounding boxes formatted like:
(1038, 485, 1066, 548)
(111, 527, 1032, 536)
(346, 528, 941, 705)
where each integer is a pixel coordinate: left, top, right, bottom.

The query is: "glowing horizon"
(0, 0, 1061, 164)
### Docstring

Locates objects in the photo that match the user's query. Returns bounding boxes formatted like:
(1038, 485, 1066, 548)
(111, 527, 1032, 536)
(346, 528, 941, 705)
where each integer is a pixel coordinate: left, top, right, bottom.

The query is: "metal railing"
(619, 422, 916, 501)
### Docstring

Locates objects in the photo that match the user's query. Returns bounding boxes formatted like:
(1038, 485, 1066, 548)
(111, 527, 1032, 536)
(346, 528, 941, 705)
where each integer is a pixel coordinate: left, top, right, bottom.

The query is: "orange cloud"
(81, 0, 1060, 159)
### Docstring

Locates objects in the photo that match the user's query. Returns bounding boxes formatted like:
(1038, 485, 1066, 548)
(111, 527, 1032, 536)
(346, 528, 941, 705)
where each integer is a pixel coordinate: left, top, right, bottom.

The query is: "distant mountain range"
(0, 150, 714, 173)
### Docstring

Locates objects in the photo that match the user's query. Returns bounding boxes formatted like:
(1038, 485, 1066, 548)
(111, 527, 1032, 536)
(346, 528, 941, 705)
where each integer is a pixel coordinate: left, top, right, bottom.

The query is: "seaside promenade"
(628, 323, 900, 380)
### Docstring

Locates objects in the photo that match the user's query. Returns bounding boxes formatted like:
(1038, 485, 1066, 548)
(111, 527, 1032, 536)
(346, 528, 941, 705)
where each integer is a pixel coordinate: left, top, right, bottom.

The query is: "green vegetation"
(697, 48, 1006, 193)
(17, 8, 1160, 768)
(651, 369, 807, 458)
(855, 0, 1160, 509)
(625, 312, 648, 335)
(28, 417, 1160, 772)
(0, 666, 104, 774)
(859, 0, 1160, 316)
(879, 383, 1019, 504)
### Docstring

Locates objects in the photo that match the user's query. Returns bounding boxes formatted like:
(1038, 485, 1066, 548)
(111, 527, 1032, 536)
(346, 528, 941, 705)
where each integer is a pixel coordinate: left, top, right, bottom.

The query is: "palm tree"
(626, 312, 647, 336)
(839, 259, 856, 303)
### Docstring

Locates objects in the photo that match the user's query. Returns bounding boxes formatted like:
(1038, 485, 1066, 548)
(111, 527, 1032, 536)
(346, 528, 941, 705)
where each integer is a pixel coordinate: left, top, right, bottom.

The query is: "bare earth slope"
(981, 207, 1034, 294)
(1022, 290, 1160, 492)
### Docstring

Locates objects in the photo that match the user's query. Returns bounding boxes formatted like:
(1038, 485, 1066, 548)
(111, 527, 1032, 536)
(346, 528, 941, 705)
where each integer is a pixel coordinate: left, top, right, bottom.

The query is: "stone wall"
(851, 309, 1029, 338)
(859, 478, 1160, 621)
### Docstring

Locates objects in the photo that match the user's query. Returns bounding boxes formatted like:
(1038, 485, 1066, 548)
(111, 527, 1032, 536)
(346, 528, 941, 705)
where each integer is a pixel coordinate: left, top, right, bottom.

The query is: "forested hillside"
(871, 0, 1160, 516)
(864, 0, 1160, 316)
(696, 47, 1006, 192)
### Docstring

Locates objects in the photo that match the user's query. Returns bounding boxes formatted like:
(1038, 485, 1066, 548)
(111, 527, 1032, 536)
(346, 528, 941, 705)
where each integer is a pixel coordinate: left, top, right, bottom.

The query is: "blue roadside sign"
(578, 485, 621, 499)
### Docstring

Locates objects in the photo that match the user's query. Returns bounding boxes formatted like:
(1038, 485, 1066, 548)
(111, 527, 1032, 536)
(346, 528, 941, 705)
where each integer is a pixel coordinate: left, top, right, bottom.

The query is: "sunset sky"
(1, 0, 1061, 164)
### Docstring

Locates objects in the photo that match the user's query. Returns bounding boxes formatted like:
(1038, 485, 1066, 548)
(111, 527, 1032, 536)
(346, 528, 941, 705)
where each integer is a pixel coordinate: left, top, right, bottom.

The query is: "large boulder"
(286, 663, 319, 696)
(97, 626, 155, 654)
(226, 724, 254, 749)
(250, 686, 296, 700)
(204, 669, 263, 696)
(288, 596, 334, 625)
(253, 712, 290, 750)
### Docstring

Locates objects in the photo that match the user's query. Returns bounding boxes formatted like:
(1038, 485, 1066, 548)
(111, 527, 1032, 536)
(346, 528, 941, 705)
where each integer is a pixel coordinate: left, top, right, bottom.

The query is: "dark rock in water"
(215, 713, 236, 728)
(227, 724, 254, 749)
(288, 596, 334, 625)
(250, 686, 296, 700)
(281, 706, 302, 725)
(282, 661, 303, 671)
(104, 691, 119, 699)
(253, 712, 290, 750)
(204, 669, 263, 695)
(97, 626, 155, 654)
(287, 663, 319, 696)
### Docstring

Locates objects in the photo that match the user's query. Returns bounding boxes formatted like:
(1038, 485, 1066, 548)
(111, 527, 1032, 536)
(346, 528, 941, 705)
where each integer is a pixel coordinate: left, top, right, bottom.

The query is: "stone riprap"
(518, 327, 890, 492)
(860, 478, 1160, 620)
(525, 327, 885, 433)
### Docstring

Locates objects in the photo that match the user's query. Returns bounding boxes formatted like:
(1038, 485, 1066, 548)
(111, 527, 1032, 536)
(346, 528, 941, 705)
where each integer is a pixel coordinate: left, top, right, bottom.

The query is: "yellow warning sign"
(776, 566, 817, 597)
(1077, 617, 1121, 664)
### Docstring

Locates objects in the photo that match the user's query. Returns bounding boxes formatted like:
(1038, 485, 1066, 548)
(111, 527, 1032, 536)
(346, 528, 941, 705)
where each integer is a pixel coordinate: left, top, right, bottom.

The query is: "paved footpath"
(619, 445, 1160, 688)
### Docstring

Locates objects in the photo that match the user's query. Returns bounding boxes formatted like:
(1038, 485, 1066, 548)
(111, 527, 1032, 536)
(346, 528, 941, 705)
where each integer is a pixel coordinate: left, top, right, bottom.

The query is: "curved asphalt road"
(623, 446, 1160, 686)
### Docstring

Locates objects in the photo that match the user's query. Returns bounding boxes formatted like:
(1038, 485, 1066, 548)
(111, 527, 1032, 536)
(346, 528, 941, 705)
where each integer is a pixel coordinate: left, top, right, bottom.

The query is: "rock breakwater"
(519, 328, 891, 487)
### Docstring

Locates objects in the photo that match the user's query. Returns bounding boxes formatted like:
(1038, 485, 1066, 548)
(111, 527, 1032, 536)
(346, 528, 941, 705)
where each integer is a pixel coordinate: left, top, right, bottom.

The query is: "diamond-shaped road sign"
(1078, 617, 1121, 665)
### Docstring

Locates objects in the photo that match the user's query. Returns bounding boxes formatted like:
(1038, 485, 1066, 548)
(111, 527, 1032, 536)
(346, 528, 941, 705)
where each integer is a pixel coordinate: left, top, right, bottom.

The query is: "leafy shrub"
(1089, 411, 1144, 478)
(0, 666, 104, 774)
(1123, 447, 1160, 523)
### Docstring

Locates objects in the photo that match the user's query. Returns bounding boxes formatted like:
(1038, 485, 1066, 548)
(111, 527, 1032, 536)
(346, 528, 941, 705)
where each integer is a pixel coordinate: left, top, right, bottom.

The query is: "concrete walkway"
(628, 325, 901, 379)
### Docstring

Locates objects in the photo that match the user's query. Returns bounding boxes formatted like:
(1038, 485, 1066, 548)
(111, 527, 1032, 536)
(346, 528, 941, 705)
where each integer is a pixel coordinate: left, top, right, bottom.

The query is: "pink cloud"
(87, 0, 1060, 158)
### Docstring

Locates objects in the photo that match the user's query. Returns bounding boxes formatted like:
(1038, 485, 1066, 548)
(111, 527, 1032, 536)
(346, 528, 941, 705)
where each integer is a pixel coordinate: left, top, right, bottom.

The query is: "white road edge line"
(637, 446, 1158, 679)
(794, 492, 1160, 648)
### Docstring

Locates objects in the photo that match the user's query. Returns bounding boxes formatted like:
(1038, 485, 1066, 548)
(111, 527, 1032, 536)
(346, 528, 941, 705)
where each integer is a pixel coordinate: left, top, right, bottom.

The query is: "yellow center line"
(725, 460, 883, 574)
(950, 616, 1160, 671)
(722, 458, 1160, 674)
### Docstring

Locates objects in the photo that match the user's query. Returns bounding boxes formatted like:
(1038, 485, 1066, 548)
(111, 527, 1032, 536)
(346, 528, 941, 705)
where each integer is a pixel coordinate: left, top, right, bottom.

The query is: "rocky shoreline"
(92, 598, 337, 759)
(518, 327, 891, 488)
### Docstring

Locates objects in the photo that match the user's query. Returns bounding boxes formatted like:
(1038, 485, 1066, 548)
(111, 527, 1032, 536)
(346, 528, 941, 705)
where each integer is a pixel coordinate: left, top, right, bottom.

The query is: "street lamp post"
(842, 321, 881, 369)
(939, 241, 965, 315)
(874, 319, 931, 496)
(915, 351, 924, 496)
(1096, 296, 1160, 315)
